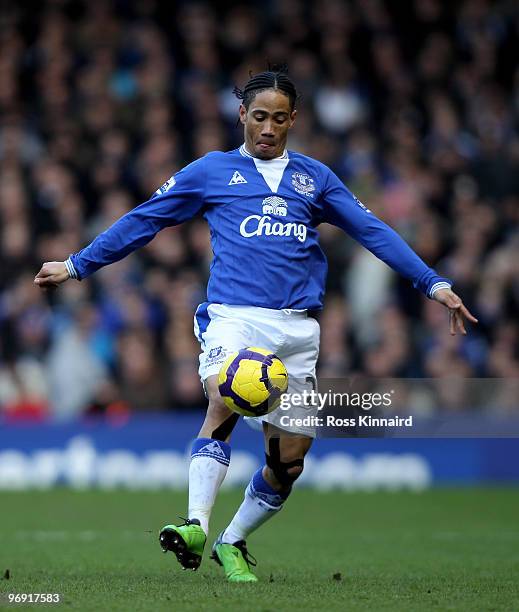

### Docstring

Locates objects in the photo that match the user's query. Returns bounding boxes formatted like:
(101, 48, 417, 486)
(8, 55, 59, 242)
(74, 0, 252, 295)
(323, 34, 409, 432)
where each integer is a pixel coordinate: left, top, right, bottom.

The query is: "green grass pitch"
(0, 488, 518, 611)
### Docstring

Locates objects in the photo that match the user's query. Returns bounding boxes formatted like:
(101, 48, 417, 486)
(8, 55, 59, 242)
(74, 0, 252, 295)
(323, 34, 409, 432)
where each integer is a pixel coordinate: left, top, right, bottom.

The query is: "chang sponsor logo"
(240, 216, 307, 242)
(262, 195, 287, 216)
(239, 197, 307, 243)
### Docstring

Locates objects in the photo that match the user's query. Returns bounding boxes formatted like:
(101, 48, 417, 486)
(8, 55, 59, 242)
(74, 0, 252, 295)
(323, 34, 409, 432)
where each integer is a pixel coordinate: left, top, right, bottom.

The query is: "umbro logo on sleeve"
(228, 171, 247, 185)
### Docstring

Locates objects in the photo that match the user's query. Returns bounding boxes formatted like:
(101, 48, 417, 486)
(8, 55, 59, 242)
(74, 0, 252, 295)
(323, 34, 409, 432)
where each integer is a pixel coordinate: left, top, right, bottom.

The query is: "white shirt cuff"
(429, 281, 452, 298)
(64, 257, 78, 280)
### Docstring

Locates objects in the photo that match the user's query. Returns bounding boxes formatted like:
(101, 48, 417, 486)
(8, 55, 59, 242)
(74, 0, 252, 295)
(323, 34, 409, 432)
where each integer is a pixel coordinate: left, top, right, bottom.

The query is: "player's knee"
(266, 456, 304, 487)
(286, 463, 304, 481)
(205, 378, 227, 414)
(201, 378, 240, 441)
(207, 393, 226, 414)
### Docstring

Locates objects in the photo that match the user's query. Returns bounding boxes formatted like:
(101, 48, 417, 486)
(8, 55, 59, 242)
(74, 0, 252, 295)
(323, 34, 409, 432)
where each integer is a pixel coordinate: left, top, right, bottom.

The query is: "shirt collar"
(239, 144, 288, 160)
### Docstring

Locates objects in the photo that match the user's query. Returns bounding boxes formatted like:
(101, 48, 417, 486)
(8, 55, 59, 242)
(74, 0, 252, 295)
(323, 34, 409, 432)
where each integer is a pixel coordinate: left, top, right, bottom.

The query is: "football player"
(35, 67, 477, 582)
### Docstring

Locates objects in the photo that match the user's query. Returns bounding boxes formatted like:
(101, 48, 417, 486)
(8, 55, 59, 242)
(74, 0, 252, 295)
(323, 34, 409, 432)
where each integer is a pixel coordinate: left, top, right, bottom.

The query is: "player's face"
(239, 89, 296, 160)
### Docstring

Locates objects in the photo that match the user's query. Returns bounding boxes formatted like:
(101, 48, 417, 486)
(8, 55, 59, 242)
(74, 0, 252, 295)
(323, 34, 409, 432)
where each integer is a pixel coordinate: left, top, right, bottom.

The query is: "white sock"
(188, 438, 231, 535)
(222, 467, 290, 544)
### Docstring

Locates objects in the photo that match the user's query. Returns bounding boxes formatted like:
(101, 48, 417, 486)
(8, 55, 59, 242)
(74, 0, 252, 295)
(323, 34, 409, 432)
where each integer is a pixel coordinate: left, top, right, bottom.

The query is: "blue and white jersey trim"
(64, 257, 78, 280)
(428, 281, 452, 298)
(194, 302, 211, 345)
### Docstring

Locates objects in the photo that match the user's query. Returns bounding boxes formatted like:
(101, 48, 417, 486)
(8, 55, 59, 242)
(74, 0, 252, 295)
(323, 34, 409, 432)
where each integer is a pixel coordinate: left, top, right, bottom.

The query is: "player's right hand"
(34, 261, 70, 290)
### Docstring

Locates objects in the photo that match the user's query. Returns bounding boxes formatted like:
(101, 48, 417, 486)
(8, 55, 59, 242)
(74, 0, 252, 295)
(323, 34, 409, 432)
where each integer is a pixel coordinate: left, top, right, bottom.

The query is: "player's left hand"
(433, 288, 478, 335)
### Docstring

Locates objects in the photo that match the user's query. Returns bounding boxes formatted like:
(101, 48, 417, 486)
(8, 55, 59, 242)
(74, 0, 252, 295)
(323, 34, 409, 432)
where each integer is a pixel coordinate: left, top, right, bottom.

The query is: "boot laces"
(233, 540, 257, 567)
(178, 516, 200, 527)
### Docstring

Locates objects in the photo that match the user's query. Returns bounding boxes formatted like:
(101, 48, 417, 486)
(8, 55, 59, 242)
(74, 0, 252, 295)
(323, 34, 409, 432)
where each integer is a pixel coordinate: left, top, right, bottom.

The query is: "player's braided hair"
(233, 63, 298, 111)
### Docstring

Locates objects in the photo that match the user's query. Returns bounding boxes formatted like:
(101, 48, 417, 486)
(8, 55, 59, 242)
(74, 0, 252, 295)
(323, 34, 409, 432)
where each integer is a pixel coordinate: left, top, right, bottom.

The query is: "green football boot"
(159, 518, 206, 570)
(211, 532, 258, 583)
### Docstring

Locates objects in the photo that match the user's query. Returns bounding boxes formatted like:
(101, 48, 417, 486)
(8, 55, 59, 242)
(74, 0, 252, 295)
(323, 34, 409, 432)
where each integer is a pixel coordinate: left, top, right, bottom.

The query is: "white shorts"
(193, 303, 320, 436)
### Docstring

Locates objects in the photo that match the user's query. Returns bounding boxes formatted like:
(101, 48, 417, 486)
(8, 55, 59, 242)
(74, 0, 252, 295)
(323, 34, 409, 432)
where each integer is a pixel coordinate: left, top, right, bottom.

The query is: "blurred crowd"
(0, 0, 518, 420)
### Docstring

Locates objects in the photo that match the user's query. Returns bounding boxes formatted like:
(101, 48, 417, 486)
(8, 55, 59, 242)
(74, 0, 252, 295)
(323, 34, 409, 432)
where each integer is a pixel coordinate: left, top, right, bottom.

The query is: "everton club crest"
(291, 172, 315, 197)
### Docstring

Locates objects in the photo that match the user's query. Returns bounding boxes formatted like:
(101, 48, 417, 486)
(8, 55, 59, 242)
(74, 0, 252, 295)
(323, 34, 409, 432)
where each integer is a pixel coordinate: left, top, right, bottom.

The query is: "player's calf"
(160, 376, 240, 572)
(187, 376, 238, 535)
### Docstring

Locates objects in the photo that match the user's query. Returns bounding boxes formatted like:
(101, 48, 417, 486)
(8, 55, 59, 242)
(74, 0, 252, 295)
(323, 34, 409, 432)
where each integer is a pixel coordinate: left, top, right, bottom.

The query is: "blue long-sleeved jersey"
(67, 145, 451, 309)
